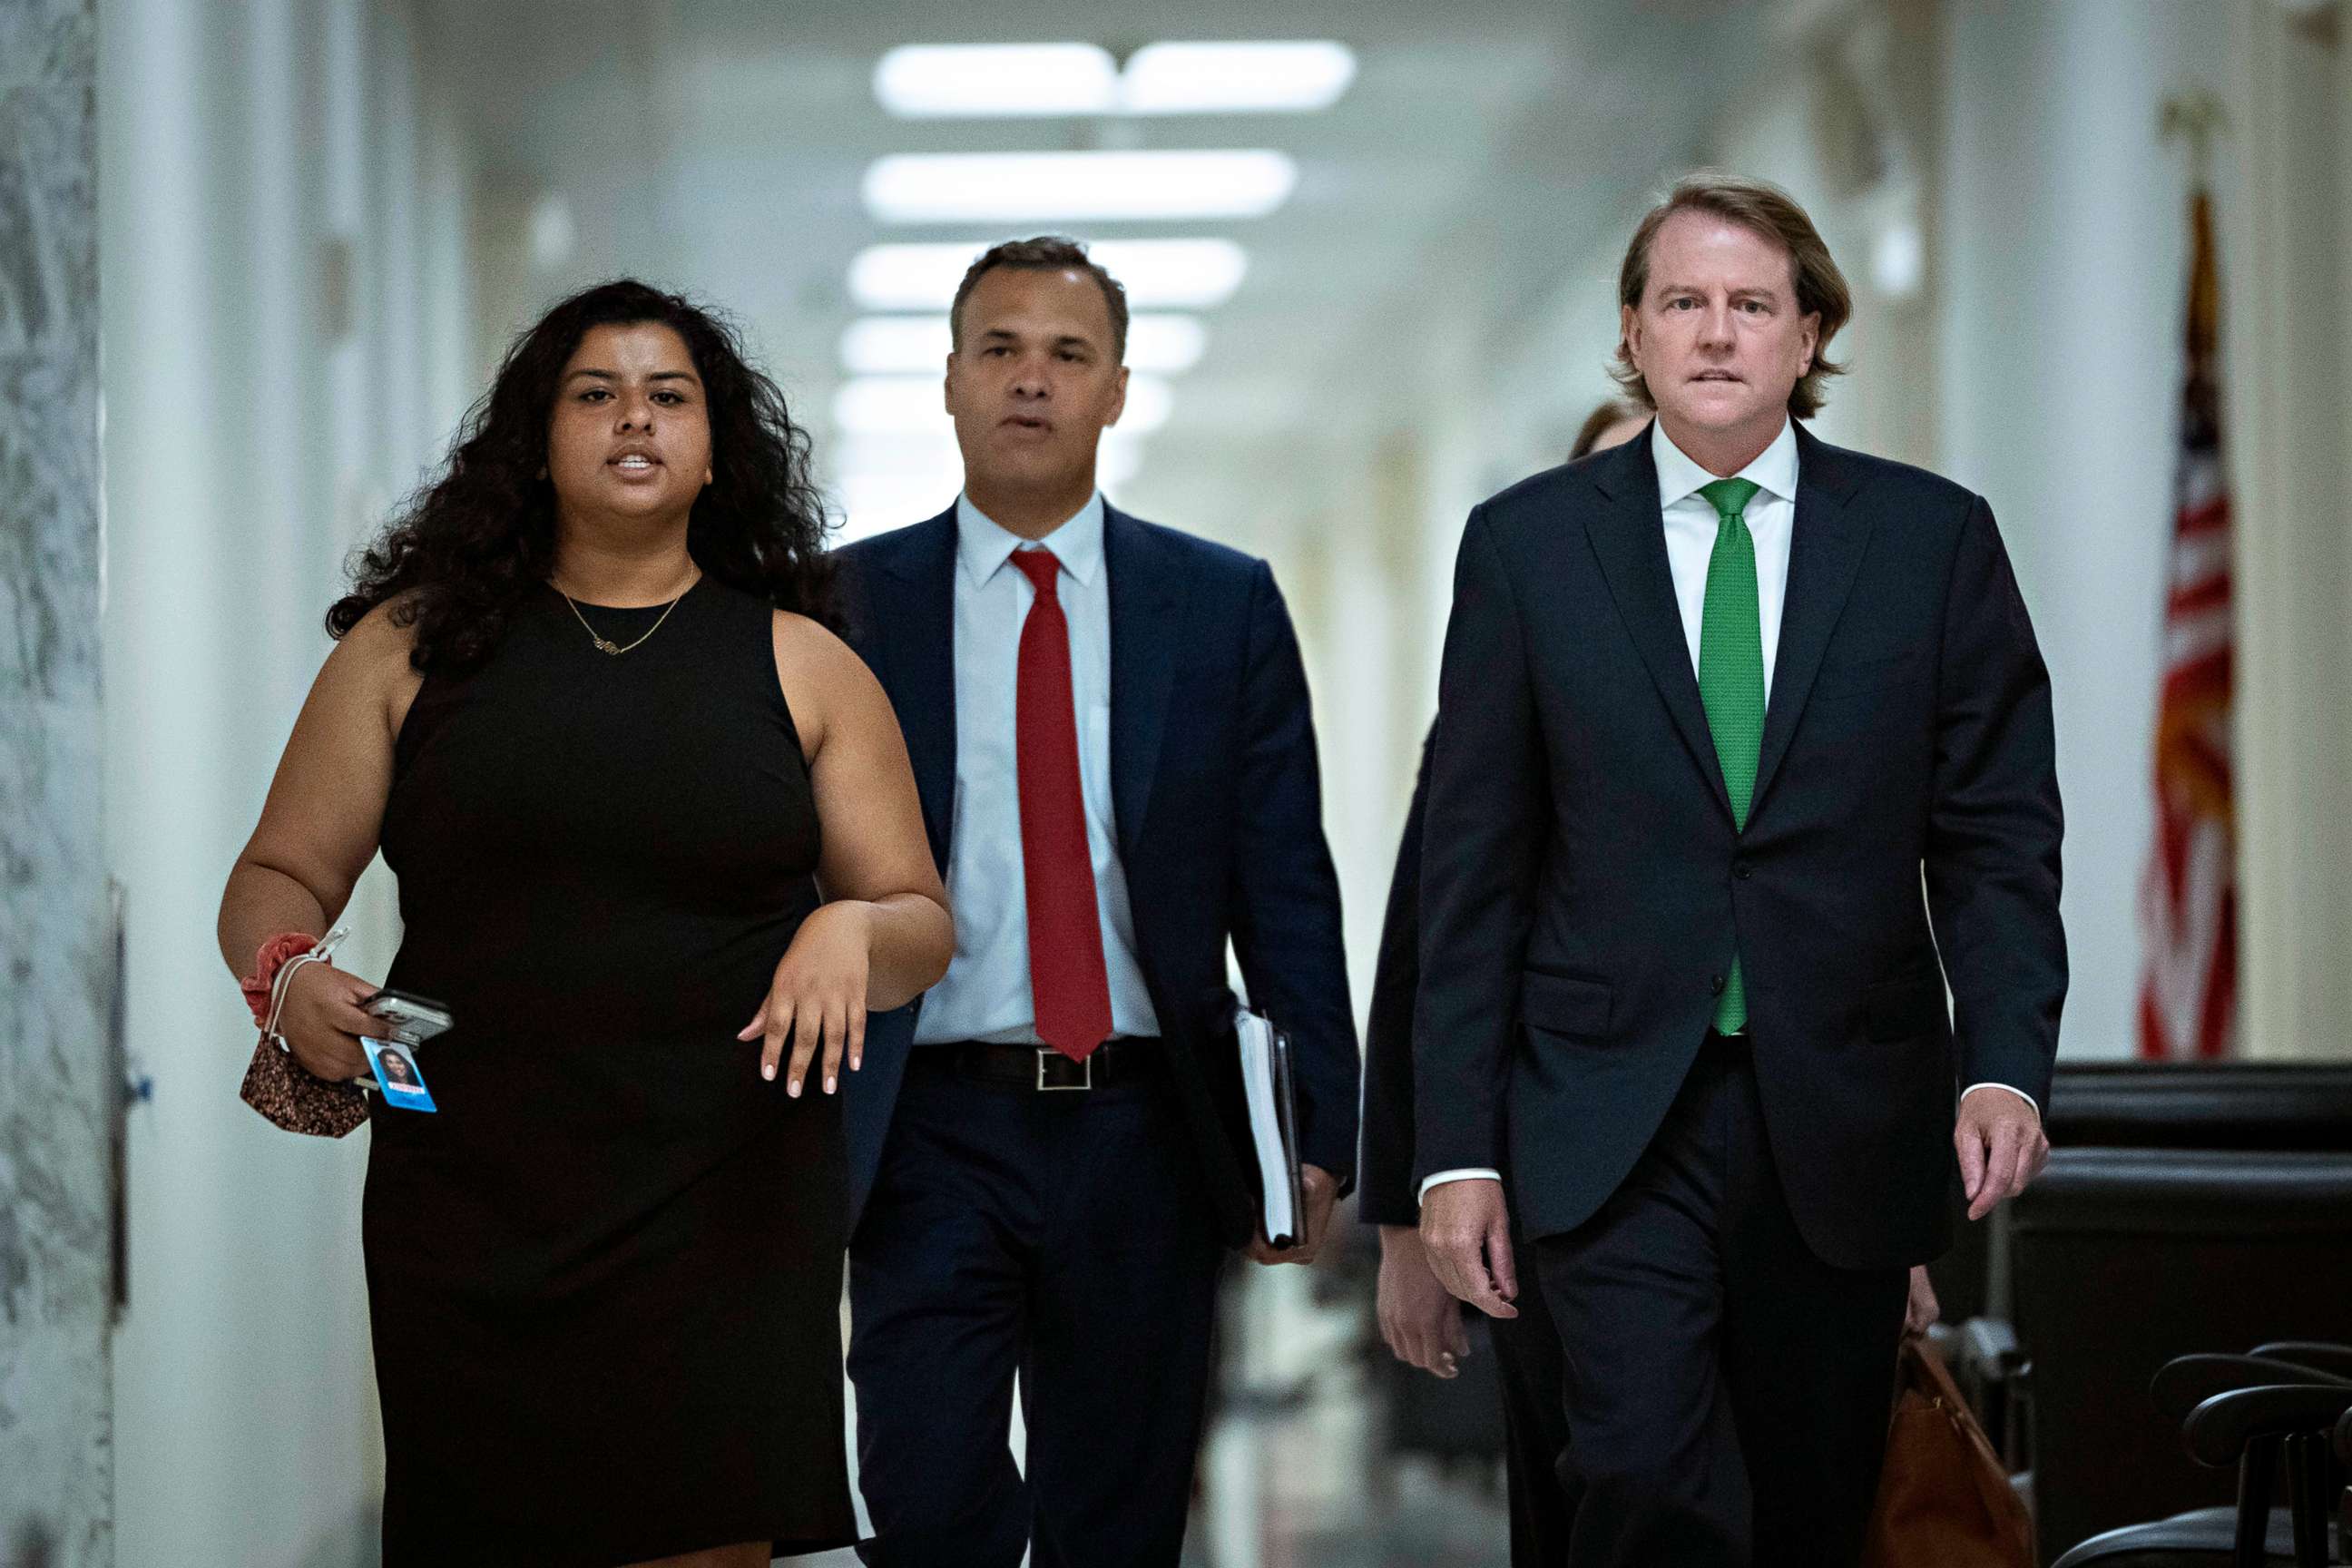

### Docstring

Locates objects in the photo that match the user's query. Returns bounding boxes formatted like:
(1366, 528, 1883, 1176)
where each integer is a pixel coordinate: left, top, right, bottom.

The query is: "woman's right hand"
(277, 962, 381, 1083)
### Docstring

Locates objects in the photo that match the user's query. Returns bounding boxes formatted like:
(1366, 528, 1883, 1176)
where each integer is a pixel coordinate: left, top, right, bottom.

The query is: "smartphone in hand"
(363, 987, 454, 1045)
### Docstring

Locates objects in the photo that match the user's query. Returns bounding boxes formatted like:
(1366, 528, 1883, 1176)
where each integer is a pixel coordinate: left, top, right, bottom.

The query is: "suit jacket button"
(1734, 862, 1753, 880)
(1710, 975, 1726, 995)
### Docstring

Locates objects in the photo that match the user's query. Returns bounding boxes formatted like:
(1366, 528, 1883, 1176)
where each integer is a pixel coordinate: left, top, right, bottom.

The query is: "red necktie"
(1010, 549, 1115, 1060)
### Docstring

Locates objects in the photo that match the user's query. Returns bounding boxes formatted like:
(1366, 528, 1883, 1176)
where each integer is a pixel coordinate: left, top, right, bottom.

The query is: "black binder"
(1234, 1004, 1307, 1248)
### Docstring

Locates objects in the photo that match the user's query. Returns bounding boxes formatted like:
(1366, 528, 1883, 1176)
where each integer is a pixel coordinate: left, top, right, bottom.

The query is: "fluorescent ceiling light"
(870, 41, 1357, 118)
(875, 43, 1117, 118)
(864, 151, 1297, 224)
(833, 374, 1172, 435)
(840, 314, 1207, 375)
(1122, 315, 1209, 372)
(828, 435, 1144, 543)
(848, 240, 1249, 312)
(1120, 42, 1357, 114)
(840, 318, 954, 376)
(830, 431, 1144, 486)
(834, 470, 963, 544)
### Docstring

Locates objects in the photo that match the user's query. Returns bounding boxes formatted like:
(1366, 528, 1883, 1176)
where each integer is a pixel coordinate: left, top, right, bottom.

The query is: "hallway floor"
(786, 1323, 1515, 1568)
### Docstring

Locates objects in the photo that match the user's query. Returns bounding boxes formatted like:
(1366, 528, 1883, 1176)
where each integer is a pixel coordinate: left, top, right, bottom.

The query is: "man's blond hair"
(1612, 174, 1852, 419)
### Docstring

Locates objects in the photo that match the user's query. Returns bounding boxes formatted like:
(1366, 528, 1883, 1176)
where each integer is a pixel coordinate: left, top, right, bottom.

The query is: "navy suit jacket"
(834, 504, 1359, 1246)
(1414, 424, 2066, 1270)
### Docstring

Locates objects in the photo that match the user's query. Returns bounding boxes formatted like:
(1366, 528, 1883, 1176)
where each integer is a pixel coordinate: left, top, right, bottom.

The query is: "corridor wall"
(99, 0, 475, 1560)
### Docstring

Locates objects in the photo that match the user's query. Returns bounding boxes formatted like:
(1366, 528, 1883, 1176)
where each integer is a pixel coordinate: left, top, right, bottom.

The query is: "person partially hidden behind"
(1414, 176, 2065, 1568)
(1359, 395, 1645, 1568)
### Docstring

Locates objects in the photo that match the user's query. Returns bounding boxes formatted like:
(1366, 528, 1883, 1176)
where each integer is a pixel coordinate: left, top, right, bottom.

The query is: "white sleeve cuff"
(1417, 1168, 1503, 1204)
(1960, 1082, 2040, 1119)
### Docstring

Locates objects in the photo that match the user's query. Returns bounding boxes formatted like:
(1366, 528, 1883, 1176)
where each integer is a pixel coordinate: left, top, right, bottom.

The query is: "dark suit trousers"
(1533, 1037, 1906, 1568)
(1492, 1241, 1580, 1566)
(848, 1049, 1226, 1568)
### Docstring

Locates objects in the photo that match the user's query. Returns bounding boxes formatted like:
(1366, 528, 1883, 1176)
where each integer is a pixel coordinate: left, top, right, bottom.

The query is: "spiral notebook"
(1234, 1004, 1306, 1249)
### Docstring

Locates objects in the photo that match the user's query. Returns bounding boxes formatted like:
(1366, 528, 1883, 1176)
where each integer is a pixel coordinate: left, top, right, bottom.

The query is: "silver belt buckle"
(1036, 1048, 1093, 1091)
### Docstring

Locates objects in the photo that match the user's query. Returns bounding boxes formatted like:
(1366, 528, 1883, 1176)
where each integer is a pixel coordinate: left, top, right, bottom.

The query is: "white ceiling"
(418, 0, 1768, 540)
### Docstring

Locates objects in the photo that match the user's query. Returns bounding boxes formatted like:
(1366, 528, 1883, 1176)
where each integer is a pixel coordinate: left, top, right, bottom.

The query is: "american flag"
(2137, 190, 2236, 1061)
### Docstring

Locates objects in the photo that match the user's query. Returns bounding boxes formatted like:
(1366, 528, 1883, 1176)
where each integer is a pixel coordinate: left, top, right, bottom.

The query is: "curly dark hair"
(328, 279, 834, 669)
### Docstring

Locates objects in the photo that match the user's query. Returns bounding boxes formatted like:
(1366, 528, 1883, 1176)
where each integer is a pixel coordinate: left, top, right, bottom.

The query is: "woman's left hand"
(739, 901, 872, 1096)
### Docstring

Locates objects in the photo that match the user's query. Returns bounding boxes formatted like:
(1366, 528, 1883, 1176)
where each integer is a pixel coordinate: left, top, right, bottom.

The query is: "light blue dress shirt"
(911, 492, 1162, 1046)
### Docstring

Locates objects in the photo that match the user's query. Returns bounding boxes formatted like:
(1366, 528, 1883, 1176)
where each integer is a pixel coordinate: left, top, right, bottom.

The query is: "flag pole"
(2139, 89, 2239, 1062)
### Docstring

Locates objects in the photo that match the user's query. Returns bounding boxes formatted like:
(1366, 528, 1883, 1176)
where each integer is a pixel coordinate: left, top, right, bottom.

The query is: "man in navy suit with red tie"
(835, 238, 1359, 1568)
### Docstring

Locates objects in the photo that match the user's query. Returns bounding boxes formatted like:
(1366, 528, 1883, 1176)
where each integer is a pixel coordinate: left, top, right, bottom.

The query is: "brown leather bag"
(1863, 1337, 2038, 1567)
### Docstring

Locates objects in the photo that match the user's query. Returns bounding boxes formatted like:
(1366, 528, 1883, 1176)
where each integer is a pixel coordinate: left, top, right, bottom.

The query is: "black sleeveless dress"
(369, 577, 857, 1565)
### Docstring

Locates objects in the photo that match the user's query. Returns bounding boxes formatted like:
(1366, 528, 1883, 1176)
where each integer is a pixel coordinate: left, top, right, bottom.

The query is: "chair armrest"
(2182, 1384, 2352, 1467)
(2249, 1340, 2352, 1379)
(2151, 1354, 2352, 1420)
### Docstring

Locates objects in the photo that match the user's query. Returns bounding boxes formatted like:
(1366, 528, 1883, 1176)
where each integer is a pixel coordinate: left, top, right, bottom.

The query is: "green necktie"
(1697, 476, 1764, 1034)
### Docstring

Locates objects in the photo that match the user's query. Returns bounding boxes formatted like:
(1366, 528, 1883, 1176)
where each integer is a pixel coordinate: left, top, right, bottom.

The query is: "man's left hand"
(1955, 1091, 2050, 1221)
(1247, 1164, 1339, 1265)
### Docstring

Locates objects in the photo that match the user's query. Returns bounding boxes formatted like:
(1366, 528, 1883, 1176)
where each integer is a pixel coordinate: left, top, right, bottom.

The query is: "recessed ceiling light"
(833, 373, 1173, 435)
(840, 314, 1207, 375)
(863, 151, 1297, 224)
(528, 194, 576, 271)
(1119, 42, 1357, 114)
(829, 435, 1146, 542)
(874, 43, 1118, 118)
(869, 41, 1357, 119)
(848, 240, 1250, 312)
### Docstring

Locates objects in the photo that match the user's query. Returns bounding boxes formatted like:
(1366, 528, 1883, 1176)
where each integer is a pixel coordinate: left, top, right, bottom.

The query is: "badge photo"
(365, 1038, 438, 1112)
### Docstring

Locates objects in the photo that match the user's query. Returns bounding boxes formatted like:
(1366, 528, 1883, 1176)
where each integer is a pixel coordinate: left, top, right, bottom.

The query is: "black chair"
(2337, 1409, 2351, 1552)
(1927, 1065, 2352, 1368)
(2042, 1066, 2352, 1154)
(2012, 1149, 2352, 1558)
(2052, 1368, 2352, 1567)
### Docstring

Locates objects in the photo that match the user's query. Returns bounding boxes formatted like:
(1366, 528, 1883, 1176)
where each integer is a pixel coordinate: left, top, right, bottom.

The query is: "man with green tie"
(1413, 176, 2066, 1568)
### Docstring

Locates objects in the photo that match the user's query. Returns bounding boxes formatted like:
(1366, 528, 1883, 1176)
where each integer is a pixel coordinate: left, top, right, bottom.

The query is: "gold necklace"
(554, 573, 697, 656)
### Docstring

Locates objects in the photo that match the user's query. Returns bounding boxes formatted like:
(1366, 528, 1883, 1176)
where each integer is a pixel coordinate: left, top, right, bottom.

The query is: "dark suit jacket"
(1414, 423, 2066, 1270)
(1358, 727, 1437, 1228)
(835, 504, 1359, 1247)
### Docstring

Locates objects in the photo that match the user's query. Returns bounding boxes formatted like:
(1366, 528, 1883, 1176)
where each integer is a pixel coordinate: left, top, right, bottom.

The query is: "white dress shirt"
(1419, 420, 2034, 1204)
(912, 492, 1161, 1046)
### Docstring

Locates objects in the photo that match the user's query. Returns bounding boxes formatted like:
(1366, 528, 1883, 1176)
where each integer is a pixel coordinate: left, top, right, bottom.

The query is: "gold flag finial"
(2161, 92, 2227, 191)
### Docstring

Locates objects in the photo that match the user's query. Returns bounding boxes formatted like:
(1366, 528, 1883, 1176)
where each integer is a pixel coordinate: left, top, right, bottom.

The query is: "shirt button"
(1710, 975, 1727, 995)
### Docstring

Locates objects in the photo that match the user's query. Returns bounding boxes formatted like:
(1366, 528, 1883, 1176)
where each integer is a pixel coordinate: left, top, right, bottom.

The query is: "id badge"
(364, 1038, 438, 1112)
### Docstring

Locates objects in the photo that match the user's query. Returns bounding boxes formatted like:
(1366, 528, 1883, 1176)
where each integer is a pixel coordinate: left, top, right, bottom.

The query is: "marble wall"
(0, 0, 113, 1563)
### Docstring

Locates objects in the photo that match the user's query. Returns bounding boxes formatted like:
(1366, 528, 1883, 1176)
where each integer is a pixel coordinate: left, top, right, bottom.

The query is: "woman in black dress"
(218, 280, 953, 1566)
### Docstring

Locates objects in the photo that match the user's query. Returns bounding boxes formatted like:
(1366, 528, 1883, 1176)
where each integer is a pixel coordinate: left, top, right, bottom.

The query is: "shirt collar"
(955, 491, 1107, 589)
(1651, 416, 1799, 509)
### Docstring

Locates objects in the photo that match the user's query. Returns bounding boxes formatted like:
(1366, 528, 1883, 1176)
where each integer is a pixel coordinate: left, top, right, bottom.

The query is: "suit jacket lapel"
(1583, 432, 1735, 819)
(879, 507, 959, 870)
(1753, 426, 1873, 809)
(1104, 505, 1188, 858)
